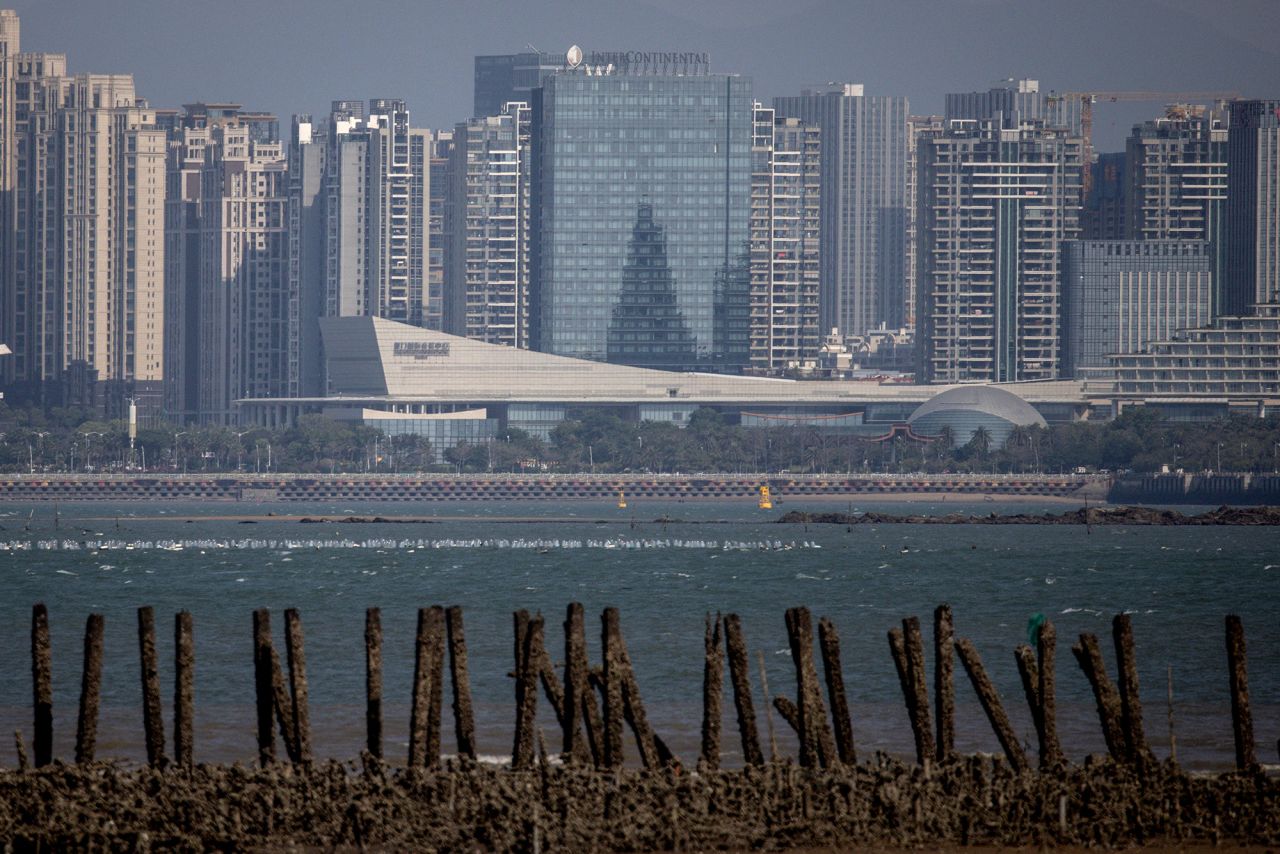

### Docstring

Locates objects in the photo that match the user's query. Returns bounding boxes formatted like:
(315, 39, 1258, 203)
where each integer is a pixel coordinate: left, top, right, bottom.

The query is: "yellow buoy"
(618, 490, 627, 509)
(758, 485, 773, 510)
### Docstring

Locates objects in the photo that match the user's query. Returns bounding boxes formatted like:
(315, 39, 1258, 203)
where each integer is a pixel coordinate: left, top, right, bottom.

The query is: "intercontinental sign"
(566, 45, 710, 75)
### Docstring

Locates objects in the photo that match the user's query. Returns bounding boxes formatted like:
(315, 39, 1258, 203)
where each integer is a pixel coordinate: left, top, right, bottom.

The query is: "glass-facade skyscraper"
(532, 70, 753, 371)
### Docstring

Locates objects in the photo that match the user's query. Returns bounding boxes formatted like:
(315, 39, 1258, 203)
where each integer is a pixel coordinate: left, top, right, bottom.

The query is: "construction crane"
(1047, 90, 1238, 194)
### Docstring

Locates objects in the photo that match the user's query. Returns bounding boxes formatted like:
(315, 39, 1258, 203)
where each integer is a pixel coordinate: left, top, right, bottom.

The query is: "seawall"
(0, 473, 1104, 502)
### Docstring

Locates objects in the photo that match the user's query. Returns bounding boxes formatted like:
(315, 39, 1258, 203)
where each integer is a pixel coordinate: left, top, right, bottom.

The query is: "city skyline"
(8, 0, 1280, 152)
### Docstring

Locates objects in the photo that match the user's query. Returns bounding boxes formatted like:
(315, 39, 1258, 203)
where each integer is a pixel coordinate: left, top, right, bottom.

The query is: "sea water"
(0, 497, 1276, 771)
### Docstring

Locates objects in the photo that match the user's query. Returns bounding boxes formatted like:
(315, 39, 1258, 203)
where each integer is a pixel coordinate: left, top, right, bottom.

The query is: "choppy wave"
(0, 537, 826, 553)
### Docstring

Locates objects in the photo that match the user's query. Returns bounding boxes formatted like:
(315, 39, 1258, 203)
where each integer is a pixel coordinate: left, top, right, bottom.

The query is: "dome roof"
(907, 385, 1047, 428)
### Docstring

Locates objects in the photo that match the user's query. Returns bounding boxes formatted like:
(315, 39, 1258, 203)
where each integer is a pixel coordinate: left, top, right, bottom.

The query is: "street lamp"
(174, 431, 190, 474)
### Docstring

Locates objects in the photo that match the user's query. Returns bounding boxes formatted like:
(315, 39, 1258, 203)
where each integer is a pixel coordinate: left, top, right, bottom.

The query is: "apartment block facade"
(774, 85, 909, 336)
(446, 101, 531, 348)
(918, 119, 1084, 383)
(748, 104, 821, 371)
(1224, 99, 1280, 315)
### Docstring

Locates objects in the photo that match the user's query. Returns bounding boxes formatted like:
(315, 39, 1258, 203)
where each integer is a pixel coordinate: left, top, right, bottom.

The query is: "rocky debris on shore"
(779, 505, 1280, 526)
(0, 755, 1275, 850)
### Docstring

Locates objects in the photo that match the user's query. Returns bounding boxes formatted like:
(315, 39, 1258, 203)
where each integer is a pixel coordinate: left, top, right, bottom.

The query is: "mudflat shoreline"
(0, 757, 1275, 850)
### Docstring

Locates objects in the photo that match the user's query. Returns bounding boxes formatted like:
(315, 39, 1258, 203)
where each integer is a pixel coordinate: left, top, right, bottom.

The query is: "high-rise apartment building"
(446, 101, 531, 348)
(946, 79, 1084, 136)
(774, 84, 909, 336)
(1124, 105, 1228, 312)
(918, 119, 1084, 383)
(905, 114, 944, 330)
(0, 15, 166, 419)
(166, 104, 283, 421)
(1224, 99, 1280, 314)
(288, 99, 433, 395)
(473, 51, 562, 120)
(194, 125, 289, 423)
(426, 129, 453, 333)
(532, 63, 753, 371)
(1082, 152, 1126, 240)
(749, 104, 821, 372)
(1062, 240, 1213, 376)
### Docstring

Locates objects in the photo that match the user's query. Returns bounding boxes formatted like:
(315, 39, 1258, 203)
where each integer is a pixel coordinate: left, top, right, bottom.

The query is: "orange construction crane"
(1047, 90, 1238, 194)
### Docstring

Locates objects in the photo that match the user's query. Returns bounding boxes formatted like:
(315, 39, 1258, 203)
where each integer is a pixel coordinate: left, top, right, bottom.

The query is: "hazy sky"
(10, 0, 1280, 151)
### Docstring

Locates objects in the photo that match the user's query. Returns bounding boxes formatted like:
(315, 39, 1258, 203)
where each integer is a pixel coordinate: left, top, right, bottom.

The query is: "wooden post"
(902, 616, 935, 767)
(723, 614, 764, 766)
(1071, 633, 1126, 761)
(174, 611, 194, 769)
(609, 611, 663, 769)
(818, 616, 856, 765)
(700, 613, 723, 770)
(138, 606, 167, 767)
(1111, 614, 1149, 761)
(530, 619, 568, 732)
(424, 606, 445, 766)
(1037, 619, 1064, 766)
(772, 695, 801, 734)
(31, 603, 52, 768)
(955, 638, 1028, 772)
(933, 605, 955, 764)
(446, 606, 476, 760)
(75, 614, 105, 764)
(1013, 643, 1047, 766)
(512, 611, 540, 769)
(786, 607, 837, 768)
(409, 607, 444, 767)
(757, 650, 778, 763)
(365, 608, 383, 759)
(269, 643, 297, 761)
(283, 608, 311, 764)
(563, 603, 598, 765)
(253, 608, 275, 767)
(1225, 614, 1255, 770)
(600, 609, 626, 768)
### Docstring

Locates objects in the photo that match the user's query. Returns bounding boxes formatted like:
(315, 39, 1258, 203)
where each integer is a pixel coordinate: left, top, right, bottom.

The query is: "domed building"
(907, 386, 1047, 449)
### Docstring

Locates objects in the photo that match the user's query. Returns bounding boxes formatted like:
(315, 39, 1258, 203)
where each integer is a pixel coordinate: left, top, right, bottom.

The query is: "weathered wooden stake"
(269, 644, 297, 761)
(174, 611, 194, 769)
(785, 606, 837, 768)
(902, 616, 935, 767)
(512, 611, 540, 769)
(600, 608, 626, 768)
(409, 607, 433, 767)
(563, 602, 598, 765)
(602, 607, 664, 768)
(530, 620, 568, 731)
(138, 606, 167, 767)
(773, 695, 801, 734)
(409, 606, 445, 767)
(283, 608, 312, 764)
(700, 612, 724, 769)
(446, 606, 476, 760)
(424, 606, 445, 765)
(75, 613, 105, 764)
(933, 605, 955, 764)
(1111, 613, 1149, 762)
(365, 608, 383, 759)
(253, 608, 276, 766)
(955, 638, 1028, 772)
(723, 614, 764, 766)
(818, 616, 856, 765)
(1071, 633, 1126, 761)
(1225, 614, 1255, 770)
(756, 649, 778, 763)
(1013, 643, 1046, 765)
(14, 730, 28, 771)
(1037, 619, 1064, 766)
(31, 603, 52, 768)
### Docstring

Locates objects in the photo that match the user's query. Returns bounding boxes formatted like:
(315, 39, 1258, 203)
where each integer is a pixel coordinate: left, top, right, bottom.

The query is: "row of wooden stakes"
(18, 602, 1266, 773)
